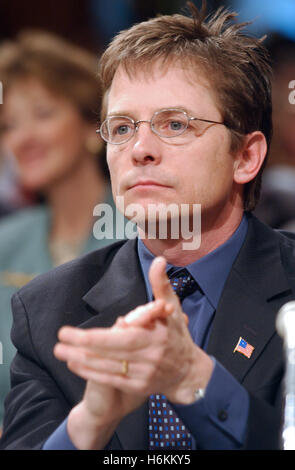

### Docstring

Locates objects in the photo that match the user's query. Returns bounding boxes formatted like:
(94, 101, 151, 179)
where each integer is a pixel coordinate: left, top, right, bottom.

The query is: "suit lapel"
(81, 238, 148, 328)
(81, 238, 149, 449)
(207, 215, 295, 382)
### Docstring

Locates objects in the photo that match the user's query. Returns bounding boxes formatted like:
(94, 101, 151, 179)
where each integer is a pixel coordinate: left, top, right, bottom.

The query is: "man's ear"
(233, 131, 267, 184)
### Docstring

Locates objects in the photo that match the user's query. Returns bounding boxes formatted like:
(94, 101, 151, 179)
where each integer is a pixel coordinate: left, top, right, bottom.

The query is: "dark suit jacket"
(1, 214, 295, 450)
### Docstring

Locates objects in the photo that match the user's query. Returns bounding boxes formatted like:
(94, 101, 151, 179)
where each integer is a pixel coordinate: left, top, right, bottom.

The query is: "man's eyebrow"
(107, 111, 134, 117)
(170, 106, 207, 116)
(106, 107, 196, 118)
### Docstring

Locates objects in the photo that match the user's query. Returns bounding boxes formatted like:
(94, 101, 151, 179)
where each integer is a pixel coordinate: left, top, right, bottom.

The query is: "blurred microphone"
(276, 301, 295, 450)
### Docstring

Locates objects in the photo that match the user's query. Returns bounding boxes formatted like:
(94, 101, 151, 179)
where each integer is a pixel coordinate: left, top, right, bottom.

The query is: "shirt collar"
(137, 214, 248, 308)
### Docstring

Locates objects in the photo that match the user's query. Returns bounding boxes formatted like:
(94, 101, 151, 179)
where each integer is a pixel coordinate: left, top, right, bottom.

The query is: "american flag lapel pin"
(233, 337, 255, 359)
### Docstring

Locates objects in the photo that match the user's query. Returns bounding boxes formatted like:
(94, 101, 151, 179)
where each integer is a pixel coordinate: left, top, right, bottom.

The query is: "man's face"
(106, 62, 240, 229)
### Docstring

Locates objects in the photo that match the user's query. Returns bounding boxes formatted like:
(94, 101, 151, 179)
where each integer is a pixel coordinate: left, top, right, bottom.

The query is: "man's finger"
(123, 299, 173, 327)
(149, 256, 179, 307)
(57, 325, 148, 352)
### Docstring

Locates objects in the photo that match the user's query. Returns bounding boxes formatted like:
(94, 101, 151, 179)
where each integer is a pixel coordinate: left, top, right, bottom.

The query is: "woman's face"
(1, 78, 95, 191)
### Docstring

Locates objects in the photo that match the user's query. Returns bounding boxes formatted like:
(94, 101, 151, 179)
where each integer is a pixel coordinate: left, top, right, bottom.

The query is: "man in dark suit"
(0, 3, 294, 450)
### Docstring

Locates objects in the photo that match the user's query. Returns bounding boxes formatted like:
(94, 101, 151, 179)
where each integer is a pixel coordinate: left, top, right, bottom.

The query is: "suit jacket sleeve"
(0, 292, 71, 450)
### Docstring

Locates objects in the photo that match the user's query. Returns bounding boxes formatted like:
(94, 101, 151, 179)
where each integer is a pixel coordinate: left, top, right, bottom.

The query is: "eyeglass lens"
(101, 109, 190, 144)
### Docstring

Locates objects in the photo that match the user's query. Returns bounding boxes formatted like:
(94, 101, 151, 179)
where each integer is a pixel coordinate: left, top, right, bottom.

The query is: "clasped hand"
(54, 256, 213, 424)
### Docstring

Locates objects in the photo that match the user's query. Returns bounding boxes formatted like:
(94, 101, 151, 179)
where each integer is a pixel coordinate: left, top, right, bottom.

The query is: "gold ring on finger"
(121, 359, 129, 376)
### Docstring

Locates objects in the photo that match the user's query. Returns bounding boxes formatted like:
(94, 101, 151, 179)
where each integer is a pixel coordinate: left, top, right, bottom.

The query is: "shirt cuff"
(172, 358, 249, 450)
(43, 418, 77, 450)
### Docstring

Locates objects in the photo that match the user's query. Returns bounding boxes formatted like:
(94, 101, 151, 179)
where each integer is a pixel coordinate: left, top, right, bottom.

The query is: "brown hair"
(0, 30, 101, 124)
(99, 1, 273, 211)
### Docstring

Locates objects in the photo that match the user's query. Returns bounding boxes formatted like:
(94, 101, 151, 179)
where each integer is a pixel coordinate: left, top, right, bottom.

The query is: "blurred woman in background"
(0, 31, 118, 429)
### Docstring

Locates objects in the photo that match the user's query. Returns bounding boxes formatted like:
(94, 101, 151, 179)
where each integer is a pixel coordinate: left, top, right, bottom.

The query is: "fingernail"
(124, 306, 145, 323)
(155, 256, 166, 265)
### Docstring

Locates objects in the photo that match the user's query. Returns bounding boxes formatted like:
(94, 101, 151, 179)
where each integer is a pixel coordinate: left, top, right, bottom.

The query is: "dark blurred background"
(1, 0, 294, 49)
(0, 0, 295, 228)
(0, 1, 227, 51)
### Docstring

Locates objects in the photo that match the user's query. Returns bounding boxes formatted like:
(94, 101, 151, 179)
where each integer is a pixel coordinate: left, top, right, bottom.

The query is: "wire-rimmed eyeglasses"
(97, 108, 226, 145)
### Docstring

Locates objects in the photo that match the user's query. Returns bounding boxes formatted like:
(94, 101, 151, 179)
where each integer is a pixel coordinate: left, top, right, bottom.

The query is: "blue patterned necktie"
(148, 268, 198, 450)
(169, 268, 199, 302)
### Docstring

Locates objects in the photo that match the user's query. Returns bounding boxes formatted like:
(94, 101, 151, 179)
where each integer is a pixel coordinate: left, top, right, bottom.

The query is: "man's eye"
(168, 120, 185, 131)
(116, 125, 130, 135)
(110, 120, 133, 136)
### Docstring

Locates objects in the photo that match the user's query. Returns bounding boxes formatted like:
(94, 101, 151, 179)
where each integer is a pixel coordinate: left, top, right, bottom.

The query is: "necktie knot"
(169, 268, 198, 301)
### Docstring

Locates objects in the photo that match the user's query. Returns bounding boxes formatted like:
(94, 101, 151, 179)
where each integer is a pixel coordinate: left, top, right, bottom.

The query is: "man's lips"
(128, 180, 171, 189)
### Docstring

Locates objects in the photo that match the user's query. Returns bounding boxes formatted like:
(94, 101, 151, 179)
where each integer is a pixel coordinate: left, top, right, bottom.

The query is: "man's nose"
(131, 121, 162, 165)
